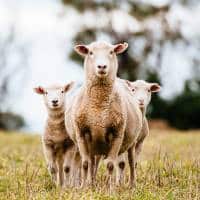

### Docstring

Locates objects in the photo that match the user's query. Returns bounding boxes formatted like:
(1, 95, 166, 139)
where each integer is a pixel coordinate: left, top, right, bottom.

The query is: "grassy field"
(0, 129, 199, 200)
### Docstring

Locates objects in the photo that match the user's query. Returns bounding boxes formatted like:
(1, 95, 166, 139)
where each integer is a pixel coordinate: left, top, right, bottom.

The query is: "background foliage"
(62, 0, 200, 130)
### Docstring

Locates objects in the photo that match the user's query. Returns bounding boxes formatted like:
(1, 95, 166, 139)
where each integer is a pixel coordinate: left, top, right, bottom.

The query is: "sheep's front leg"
(128, 145, 136, 188)
(76, 128, 93, 187)
(71, 151, 82, 187)
(115, 153, 126, 186)
(43, 144, 57, 184)
(106, 129, 124, 187)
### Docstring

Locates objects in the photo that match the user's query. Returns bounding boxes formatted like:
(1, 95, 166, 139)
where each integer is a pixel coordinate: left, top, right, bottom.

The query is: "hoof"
(107, 161, 114, 173)
(83, 160, 88, 170)
(64, 166, 70, 173)
(118, 161, 125, 170)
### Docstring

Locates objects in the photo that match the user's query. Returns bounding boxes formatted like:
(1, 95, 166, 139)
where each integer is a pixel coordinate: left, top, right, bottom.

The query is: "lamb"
(65, 41, 143, 187)
(126, 80, 161, 162)
(34, 82, 76, 187)
(115, 79, 161, 185)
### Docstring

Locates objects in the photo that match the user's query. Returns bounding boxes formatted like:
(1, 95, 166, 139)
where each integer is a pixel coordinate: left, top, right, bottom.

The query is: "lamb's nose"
(52, 100, 58, 104)
(97, 65, 107, 70)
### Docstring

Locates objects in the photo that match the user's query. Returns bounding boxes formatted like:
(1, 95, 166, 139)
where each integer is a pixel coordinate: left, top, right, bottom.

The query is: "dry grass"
(0, 129, 199, 200)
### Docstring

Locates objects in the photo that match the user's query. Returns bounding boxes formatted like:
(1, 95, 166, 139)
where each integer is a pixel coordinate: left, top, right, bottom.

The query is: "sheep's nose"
(52, 100, 58, 104)
(138, 99, 144, 104)
(97, 65, 107, 70)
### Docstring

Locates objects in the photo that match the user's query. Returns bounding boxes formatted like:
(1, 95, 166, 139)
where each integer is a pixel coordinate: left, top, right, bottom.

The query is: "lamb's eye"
(61, 91, 64, 93)
(45, 92, 48, 95)
(110, 51, 113, 55)
(148, 89, 151, 92)
(132, 89, 135, 92)
(89, 51, 93, 55)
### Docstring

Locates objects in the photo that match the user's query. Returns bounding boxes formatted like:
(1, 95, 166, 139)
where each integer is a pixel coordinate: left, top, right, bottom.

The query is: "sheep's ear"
(34, 86, 45, 95)
(74, 45, 89, 57)
(150, 83, 161, 93)
(114, 42, 128, 54)
(64, 81, 74, 92)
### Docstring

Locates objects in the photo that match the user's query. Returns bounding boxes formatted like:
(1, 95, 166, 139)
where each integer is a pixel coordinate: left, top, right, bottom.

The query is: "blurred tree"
(61, 0, 200, 129)
(0, 26, 27, 130)
(167, 80, 200, 130)
(146, 71, 169, 120)
(62, 0, 186, 81)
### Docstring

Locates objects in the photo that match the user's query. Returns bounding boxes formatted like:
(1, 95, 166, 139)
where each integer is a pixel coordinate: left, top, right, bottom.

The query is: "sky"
(0, 0, 199, 133)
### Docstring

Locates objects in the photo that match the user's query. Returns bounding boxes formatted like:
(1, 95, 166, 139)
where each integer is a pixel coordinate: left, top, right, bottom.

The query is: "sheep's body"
(65, 42, 143, 187)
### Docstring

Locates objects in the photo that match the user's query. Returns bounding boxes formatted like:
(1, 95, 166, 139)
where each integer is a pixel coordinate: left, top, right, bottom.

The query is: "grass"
(0, 129, 199, 200)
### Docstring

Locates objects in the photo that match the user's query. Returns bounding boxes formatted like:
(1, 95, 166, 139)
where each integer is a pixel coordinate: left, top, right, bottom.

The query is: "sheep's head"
(126, 80, 160, 109)
(34, 82, 74, 110)
(74, 41, 128, 80)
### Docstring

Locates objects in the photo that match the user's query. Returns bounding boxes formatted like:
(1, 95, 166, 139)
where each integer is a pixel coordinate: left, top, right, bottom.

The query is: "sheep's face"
(34, 82, 74, 110)
(126, 80, 160, 109)
(74, 41, 128, 79)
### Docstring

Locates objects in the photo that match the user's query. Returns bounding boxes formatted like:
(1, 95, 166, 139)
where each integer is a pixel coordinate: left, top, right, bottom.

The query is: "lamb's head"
(34, 82, 74, 110)
(74, 41, 128, 80)
(126, 80, 160, 109)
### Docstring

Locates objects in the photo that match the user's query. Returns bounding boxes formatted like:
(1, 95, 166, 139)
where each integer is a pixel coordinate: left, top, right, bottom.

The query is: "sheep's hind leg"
(63, 149, 74, 187)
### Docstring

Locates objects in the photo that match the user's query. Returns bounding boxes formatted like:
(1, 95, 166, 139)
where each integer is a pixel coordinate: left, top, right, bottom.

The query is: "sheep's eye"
(148, 89, 151, 92)
(45, 92, 48, 95)
(132, 89, 135, 92)
(110, 51, 113, 55)
(61, 91, 64, 93)
(89, 51, 93, 55)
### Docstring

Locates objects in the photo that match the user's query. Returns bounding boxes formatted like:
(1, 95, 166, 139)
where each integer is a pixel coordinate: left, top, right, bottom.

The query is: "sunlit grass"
(0, 130, 199, 200)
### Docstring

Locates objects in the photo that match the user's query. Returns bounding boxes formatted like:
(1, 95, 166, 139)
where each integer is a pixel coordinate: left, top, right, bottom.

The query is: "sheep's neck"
(140, 107, 146, 121)
(86, 77, 114, 107)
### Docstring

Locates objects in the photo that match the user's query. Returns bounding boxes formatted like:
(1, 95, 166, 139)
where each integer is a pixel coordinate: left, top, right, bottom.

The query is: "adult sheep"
(65, 41, 143, 187)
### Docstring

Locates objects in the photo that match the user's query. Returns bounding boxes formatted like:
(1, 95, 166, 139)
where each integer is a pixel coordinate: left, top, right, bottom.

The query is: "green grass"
(0, 130, 199, 200)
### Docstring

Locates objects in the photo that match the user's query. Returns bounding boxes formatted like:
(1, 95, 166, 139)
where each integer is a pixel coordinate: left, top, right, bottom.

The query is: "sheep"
(34, 82, 76, 187)
(115, 79, 161, 185)
(65, 41, 143, 188)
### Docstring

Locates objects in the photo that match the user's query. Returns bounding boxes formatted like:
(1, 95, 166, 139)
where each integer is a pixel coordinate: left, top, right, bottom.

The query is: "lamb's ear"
(34, 86, 45, 95)
(74, 45, 89, 57)
(114, 42, 128, 54)
(64, 81, 74, 92)
(150, 83, 161, 93)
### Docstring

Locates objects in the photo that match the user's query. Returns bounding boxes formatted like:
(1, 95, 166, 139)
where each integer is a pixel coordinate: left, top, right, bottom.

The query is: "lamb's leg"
(128, 145, 136, 188)
(116, 153, 126, 186)
(43, 144, 57, 184)
(56, 155, 64, 187)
